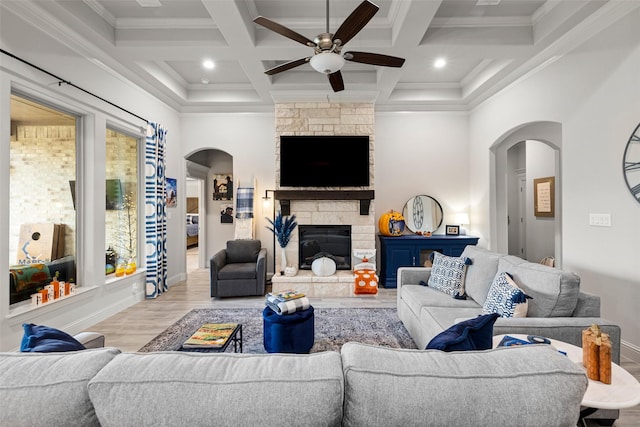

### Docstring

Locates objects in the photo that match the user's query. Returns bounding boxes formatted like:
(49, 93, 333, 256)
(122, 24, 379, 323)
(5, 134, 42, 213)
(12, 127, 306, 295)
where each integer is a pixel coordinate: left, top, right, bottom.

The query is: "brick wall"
(9, 127, 137, 264)
(9, 126, 76, 263)
(274, 103, 375, 269)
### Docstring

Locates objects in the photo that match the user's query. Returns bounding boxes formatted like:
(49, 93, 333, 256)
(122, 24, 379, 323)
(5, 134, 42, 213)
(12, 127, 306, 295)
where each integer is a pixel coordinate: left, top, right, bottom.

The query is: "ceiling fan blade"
(254, 16, 315, 47)
(264, 57, 310, 75)
(332, 0, 379, 46)
(328, 71, 344, 92)
(344, 51, 405, 67)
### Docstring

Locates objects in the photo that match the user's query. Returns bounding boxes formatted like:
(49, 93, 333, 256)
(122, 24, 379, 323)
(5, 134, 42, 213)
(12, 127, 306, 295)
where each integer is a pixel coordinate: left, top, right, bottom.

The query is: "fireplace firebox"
(298, 225, 351, 270)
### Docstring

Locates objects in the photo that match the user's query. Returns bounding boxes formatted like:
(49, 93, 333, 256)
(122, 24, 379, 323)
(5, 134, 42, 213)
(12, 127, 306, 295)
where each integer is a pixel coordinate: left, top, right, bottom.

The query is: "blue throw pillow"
(426, 252, 472, 298)
(20, 323, 86, 353)
(425, 313, 500, 352)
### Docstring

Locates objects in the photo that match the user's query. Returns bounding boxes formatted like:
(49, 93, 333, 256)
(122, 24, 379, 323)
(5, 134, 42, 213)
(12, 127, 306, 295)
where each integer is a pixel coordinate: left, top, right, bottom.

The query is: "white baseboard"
(622, 340, 640, 363)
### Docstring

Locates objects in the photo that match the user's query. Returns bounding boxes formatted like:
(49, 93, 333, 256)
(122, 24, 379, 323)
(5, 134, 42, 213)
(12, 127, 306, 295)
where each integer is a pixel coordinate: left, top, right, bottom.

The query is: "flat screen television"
(280, 135, 370, 187)
(69, 179, 124, 210)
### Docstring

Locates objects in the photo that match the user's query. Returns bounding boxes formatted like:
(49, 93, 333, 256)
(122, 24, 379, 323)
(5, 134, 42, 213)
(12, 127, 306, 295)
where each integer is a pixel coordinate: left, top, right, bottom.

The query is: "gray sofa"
(0, 342, 588, 427)
(397, 245, 621, 424)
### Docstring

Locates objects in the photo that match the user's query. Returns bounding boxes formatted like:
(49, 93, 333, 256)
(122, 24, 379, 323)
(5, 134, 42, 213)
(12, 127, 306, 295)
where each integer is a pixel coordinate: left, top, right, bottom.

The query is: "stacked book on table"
(265, 289, 309, 315)
(182, 323, 237, 349)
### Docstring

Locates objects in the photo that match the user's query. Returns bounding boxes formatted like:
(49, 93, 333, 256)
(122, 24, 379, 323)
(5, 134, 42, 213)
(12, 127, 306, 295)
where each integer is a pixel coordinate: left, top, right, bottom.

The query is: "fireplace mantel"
(274, 190, 374, 215)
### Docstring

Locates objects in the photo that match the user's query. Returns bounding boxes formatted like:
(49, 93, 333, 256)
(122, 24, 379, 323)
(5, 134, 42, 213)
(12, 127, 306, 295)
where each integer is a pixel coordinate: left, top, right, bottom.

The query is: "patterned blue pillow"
(426, 252, 472, 298)
(482, 272, 531, 318)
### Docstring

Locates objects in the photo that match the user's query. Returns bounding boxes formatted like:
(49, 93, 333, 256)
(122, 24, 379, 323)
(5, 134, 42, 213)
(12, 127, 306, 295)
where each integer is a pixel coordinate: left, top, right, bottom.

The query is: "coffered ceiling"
(0, 0, 635, 112)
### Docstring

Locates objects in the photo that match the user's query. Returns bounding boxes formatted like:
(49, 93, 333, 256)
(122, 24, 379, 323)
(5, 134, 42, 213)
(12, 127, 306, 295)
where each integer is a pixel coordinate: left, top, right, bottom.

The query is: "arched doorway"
(184, 148, 233, 271)
(490, 122, 562, 266)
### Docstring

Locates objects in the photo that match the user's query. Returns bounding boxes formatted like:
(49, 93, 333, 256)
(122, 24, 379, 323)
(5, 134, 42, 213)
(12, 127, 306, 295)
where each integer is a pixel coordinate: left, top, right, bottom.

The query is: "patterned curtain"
(145, 122, 168, 298)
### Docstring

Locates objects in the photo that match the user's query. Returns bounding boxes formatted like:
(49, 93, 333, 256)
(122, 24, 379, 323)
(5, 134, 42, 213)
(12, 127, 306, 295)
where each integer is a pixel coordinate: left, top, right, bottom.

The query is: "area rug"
(139, 307, 417, 353)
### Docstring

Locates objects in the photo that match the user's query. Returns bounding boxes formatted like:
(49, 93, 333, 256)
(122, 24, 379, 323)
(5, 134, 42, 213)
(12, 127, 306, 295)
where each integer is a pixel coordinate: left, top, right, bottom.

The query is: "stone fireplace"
(270, 102, 375, 297)
(298, 225, 351, 270)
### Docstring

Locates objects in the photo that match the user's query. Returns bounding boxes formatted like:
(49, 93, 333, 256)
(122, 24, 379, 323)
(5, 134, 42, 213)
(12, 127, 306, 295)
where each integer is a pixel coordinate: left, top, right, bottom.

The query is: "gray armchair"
(210, 240, 267, 298)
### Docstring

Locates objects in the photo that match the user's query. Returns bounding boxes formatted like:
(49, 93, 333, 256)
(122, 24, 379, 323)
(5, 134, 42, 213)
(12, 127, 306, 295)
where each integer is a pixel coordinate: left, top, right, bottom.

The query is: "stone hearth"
(271, 270, 356, 298)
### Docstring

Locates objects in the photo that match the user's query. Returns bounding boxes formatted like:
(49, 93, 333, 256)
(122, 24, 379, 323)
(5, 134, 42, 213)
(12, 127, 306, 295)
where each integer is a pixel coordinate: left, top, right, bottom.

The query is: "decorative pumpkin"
(378, 210, 405, 236)
(311, 257, 337, 277)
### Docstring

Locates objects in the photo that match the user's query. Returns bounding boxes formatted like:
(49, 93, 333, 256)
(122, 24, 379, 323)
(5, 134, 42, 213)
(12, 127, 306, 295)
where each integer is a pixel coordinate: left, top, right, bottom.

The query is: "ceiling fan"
(253, 0, 405, 92)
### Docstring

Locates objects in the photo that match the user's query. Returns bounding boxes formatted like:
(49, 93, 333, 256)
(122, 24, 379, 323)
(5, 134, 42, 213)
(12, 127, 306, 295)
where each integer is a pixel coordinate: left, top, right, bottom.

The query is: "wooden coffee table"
(493, 334, 640, 425)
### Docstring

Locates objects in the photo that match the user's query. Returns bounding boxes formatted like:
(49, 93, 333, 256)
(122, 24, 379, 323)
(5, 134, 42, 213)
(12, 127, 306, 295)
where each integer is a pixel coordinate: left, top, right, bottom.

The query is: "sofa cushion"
(426, 252, 471, 298)
(0, 348, 120, 427)
(226, 239, 261, 263)
(460, 246, 503, 306)
(498, 256, 580, 317)
(402, 285, 480, 319)
(482, 272, 530, 318)
(20, 323, 86, 353)
(425, 313, 499, 351)
(340, 342, 587, 427)
(218, 262, 257, 280)
(87, 351, 344, 427)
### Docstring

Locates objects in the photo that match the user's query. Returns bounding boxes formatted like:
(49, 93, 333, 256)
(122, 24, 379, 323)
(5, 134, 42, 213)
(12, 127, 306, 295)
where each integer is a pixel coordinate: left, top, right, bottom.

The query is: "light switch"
(589, 213, 611, 227)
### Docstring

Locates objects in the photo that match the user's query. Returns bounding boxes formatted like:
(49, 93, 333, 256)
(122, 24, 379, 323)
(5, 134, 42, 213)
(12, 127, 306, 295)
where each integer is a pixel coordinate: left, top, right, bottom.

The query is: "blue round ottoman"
(263, 306, 315, 353)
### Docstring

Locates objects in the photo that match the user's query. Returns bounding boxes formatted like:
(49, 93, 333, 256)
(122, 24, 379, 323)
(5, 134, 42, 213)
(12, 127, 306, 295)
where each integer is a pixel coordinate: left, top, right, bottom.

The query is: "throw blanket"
(235, 187, 254, 219)
(265, 295, 311, 315)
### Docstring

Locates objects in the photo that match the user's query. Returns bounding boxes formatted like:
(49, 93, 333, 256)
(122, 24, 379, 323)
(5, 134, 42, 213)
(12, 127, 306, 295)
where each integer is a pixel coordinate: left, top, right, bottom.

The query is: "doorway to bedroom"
(186, 178, 202, 273)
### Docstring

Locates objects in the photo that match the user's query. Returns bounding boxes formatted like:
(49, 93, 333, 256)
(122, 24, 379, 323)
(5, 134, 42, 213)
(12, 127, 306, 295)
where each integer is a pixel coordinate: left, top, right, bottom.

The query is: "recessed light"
(202, 59, 215, 70)
(201, 78, 210, 84)
(434, 58, 447, 69)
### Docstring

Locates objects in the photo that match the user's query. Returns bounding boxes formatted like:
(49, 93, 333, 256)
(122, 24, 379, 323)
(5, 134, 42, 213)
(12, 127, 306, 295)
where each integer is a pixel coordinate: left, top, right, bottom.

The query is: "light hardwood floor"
(86, 249, 639, 427)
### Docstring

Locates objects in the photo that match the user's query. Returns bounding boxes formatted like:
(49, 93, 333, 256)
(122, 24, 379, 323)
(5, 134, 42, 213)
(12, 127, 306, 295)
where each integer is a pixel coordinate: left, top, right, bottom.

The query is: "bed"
(186, 197, 199, 248)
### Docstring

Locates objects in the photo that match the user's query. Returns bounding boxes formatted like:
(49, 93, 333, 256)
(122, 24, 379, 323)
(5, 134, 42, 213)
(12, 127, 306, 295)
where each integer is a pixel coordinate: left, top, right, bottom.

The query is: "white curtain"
(145, 122, 168, 298)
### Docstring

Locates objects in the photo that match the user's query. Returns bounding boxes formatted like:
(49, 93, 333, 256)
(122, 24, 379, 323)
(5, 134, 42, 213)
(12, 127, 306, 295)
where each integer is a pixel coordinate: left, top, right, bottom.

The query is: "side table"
(493, 334, 640, 426)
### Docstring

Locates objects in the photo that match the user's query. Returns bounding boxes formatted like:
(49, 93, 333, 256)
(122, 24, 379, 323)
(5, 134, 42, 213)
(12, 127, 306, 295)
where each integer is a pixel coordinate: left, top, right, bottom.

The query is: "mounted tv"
(69, 179, 124, 210)
(280, 135, 370, 187)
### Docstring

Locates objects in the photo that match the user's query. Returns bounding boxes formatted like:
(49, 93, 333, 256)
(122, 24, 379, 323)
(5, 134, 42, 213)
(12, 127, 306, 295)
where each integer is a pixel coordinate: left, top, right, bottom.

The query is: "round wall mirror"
(402, 195, 444, 233)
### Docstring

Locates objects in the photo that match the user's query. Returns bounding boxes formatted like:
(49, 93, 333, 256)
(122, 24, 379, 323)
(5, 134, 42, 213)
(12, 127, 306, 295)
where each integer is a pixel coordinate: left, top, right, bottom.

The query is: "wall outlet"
(589, 213, 611, 227)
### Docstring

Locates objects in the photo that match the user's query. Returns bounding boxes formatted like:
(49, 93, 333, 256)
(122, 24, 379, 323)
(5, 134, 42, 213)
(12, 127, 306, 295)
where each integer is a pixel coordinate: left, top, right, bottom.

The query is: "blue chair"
(263, 306, 314, 353)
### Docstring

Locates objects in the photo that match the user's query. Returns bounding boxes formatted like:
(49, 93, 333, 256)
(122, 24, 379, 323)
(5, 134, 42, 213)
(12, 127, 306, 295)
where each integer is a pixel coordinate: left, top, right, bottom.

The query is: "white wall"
(0, 8, 181, 350)
(180, 114, 275, 265)
(469, 10, 640, 350)
(186, 179, 199, 198)
(375, 112, 470, 230)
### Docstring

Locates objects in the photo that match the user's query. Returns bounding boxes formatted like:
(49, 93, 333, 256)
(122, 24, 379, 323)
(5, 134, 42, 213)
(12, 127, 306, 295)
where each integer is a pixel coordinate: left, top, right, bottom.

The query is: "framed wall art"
(213, 174, 233, 201)
(166, 177, 177, 208)
(534, 176, 555, 217)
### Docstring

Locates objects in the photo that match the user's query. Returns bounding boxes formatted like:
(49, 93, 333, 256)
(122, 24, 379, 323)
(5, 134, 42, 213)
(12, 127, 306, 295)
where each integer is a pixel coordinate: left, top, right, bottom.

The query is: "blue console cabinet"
(377, 234, 479, 288)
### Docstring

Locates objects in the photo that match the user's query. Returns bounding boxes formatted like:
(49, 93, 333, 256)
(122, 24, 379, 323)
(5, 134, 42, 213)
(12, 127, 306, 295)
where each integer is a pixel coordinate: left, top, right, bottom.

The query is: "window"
(105, 128, 139, 277)
(9, 94, 77, 305)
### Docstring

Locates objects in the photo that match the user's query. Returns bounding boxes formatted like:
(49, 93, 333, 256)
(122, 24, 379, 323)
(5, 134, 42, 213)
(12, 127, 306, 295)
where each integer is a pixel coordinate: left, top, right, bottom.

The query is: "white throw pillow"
(312, 257, 336, 277)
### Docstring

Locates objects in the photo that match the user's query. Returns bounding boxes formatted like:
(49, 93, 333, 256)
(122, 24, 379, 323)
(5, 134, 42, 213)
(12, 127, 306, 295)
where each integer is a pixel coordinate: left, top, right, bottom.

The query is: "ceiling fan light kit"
(310, 52, 345, 74)
(254, 0, 405, 92)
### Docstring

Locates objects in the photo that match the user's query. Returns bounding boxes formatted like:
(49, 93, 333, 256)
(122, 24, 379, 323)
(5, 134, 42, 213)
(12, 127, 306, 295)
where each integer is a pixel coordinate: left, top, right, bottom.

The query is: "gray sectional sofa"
(397, 245, 621, 424)
(1, 342, 588, 427)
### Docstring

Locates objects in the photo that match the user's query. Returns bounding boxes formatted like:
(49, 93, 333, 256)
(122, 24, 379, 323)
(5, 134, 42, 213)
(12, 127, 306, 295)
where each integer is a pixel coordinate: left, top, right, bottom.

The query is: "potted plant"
(266, 211, 297, 275)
